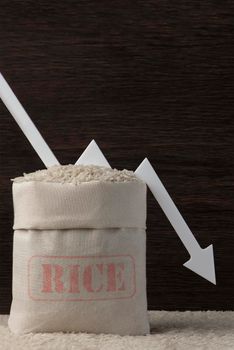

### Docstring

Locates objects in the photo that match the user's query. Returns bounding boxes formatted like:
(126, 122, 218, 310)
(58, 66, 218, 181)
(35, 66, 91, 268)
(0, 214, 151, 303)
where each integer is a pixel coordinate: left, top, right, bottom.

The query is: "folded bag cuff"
(13, 181, 147, 230)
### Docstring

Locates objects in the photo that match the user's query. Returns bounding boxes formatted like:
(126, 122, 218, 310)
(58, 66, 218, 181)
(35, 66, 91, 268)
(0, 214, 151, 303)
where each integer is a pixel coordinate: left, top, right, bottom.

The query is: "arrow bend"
(0, 72, 216, 285)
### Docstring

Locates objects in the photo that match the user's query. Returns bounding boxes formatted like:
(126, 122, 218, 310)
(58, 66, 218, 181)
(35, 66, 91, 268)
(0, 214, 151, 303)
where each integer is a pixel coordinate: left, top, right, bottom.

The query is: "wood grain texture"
(0, 0, 233, 313)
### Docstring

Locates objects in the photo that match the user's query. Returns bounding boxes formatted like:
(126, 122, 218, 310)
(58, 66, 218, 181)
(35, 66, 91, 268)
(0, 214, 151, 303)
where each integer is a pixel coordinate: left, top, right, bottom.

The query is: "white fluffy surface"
(1, 311, 234, 350)
(12, 164, 140, 185)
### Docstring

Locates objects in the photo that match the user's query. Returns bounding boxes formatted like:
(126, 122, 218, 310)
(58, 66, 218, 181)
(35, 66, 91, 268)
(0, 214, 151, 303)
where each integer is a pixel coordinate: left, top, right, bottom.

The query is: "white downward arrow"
(135, 158, 216, 285)
(0, 72, 216, 284)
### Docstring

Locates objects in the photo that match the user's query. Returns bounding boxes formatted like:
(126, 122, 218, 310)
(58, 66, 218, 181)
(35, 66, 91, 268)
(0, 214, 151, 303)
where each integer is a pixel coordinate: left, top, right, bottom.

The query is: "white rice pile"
(12, 164, 140, 185)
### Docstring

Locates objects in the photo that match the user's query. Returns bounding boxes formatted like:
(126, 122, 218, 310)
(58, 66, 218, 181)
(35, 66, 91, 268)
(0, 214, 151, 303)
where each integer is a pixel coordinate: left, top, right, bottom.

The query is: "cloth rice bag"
(8, 165, 149, 335)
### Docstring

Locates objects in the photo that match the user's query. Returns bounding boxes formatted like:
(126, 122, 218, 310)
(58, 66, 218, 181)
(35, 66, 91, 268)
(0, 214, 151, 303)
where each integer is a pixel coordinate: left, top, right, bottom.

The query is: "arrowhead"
(183, 244, 216, 284)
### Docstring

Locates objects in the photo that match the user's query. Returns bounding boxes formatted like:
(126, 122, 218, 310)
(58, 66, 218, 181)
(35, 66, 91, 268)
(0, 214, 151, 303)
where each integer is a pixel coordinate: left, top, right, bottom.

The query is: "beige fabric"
(13, 181, 146, 230)
(9, 181, 149, 335)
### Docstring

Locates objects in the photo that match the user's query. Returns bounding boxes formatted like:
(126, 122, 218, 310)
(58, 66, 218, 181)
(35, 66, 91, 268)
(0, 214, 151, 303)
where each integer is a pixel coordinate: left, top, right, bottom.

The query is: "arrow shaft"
(0, 73, 59, 168)
(135, 159, 201, 256)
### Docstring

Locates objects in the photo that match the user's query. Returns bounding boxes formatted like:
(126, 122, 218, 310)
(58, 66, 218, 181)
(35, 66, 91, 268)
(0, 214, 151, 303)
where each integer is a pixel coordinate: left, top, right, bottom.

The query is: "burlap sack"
(8, 180, 149, 335)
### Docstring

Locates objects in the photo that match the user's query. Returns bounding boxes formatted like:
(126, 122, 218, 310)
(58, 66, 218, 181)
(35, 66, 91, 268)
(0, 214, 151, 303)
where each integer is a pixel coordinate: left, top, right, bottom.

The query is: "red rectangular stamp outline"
(28, 254, 136, 302)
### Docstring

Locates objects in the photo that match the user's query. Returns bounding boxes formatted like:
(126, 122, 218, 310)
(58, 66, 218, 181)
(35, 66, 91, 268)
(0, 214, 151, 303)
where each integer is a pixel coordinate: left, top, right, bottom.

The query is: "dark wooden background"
(0, 1, 233, 313)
